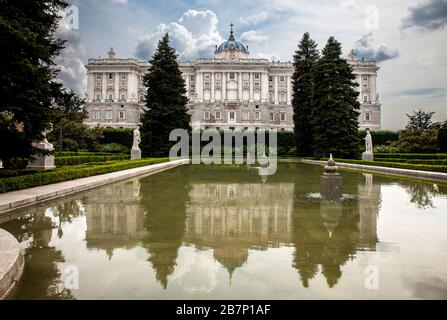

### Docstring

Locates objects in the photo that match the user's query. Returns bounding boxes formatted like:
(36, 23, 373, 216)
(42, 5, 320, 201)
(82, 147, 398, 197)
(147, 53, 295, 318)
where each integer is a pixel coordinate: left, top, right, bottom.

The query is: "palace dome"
(215, 24, 248, 54)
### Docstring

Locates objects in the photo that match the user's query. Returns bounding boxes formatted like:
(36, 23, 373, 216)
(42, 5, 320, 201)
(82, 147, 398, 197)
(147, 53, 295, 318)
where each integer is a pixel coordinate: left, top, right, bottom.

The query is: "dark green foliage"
(0, 158, 169, 193)
(99, 143, 130, 154)
(391, 130, 439, 153)
(333, 159, 447, 173)
(100, 128, 133, 148)
(310, 37, 361, 158)
(437, 128, 447, 152)
(374, 153, 447, 159)
(358, 130, 399, 145)
(292, 33, 320, 156)
(54, 154, 129, 166)
(54, 151, 119, 157)
(0, 0, 69, 168)
(140, 33, 191, 156)
(373, 158, 447, 165)
(48, 124, 103, 152)
(405, 109, 439, 131)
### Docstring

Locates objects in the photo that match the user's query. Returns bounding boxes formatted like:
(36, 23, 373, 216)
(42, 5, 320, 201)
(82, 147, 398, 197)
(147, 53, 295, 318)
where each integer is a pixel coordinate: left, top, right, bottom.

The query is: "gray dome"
(216, 25, 248, 54)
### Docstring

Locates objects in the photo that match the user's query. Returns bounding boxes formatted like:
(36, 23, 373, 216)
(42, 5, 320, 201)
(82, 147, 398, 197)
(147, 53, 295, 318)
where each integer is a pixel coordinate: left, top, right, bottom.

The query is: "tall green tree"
(140, 33, 191, 156)
(292, 32, 320, 156)
(310, 37, 361, 158)
(0, 0, 68, 169)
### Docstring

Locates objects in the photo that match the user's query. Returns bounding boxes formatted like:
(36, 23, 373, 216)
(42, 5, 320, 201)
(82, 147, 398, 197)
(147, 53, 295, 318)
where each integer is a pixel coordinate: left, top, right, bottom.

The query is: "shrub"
(391, 129, 439, 153)
(358, 130, 399, 146)
(54, 154, 130, 166)
(333, 159, 447, 173)
(374, 153, 447, 159)
(373, 145, 399, 153)
(438, 128, 447, 153)
(100, 143, 130, 154)
(101, 128, 133, 148)
(0, 158, 169, 193)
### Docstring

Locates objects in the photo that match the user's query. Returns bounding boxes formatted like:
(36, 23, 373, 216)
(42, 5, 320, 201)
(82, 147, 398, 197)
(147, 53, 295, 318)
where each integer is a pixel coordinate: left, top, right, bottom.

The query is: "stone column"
(222, 72, 226, 101)
(114, 72, 119, 102)
(261, 72, 268, 102)
(101, 73, 107, 102)
(185, 74, 190, 97)
(87, 73, 94, 103)
(238, 72, 243, 101)
(211, 72, 215, 102)
(287, 75, 292, 105)
(196, 71, 203, 102)
(274, 75, 279, 105)
(249, 72, 254, 102)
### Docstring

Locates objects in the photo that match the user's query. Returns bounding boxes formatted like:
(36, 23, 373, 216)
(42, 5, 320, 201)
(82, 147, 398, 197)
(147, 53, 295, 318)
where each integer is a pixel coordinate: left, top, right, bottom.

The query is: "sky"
(56, 0, 447, 130)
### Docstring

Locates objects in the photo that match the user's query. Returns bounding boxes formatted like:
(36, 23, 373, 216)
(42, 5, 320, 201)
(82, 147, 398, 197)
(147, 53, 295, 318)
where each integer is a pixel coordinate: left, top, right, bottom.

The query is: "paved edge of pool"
(0, 158, 190, 216)
(301, 159, 447, 182)
(0, 228, 24, 300)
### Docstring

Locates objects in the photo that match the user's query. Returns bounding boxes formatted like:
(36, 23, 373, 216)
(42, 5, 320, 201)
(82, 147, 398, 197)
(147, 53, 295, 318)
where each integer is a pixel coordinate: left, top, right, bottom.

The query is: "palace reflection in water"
(5, 163, 447, 299)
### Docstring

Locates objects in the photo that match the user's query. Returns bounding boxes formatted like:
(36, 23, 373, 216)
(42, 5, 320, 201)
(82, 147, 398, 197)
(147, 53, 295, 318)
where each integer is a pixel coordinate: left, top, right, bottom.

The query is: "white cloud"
(54, 23, 87, 95)
(239, 11, 269, 26)
(240, 31, 268, 46)
(256, 52, 281, 62)
(135, 9, 223, 60)
(354, 32, 399, 63)
(110, 0, 128, 4)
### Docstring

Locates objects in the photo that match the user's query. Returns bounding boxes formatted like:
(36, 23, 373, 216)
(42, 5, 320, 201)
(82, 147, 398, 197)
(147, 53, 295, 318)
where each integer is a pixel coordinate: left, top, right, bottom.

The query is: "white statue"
(132, 125, 141, 150)
(364, 130, 373, 153)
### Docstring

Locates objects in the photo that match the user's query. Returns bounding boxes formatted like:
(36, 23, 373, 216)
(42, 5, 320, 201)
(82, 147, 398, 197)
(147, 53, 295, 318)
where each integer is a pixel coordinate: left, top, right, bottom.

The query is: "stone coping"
(0, 228, 24, 300)
(0, 158, 189, 216)
(301, 159, 447, 183)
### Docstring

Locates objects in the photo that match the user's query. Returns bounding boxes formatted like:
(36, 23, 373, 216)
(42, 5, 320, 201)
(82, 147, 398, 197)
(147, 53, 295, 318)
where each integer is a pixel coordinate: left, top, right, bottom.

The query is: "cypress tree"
(292, 32, 319, 156)
(310, 37, 360, 159)
(0, 0, 68, 169)
(140, 33, 191, 156)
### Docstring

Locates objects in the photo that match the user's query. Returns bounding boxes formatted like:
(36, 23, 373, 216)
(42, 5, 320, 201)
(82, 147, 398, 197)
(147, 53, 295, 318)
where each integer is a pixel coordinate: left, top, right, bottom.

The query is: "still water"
(1, 163, 447, 299)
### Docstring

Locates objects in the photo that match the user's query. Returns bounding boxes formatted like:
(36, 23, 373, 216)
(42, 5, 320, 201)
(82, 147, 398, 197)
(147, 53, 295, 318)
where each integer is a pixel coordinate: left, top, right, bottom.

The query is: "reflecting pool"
(1, 163, 447, 299)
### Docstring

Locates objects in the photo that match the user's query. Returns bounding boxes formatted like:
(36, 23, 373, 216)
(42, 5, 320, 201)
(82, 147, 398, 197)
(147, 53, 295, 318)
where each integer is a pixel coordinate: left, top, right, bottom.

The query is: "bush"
(54, 154, 130, 166)
(101, 128, 133, 148)
(54, 151, 120, 157)
(333, 159, 447, 173)
(373, 158, 447, 165)
(438, 128, 447, 152)
(0, 158, 169, 193)
(373, 145, 399, 153)
(358, 130, 399, 146)
(100, 143, 130, 154)
(374, 153, 447, 159)
(391, 129, 439, 153)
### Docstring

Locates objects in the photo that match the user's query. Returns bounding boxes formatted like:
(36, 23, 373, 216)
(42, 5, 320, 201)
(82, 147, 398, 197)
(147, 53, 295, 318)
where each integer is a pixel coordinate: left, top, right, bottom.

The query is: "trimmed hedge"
(374, 153, 447, 160)
(358, 130, 399, 145)
(55, 151, 121, 157)
(0, 158, 169, 193)
(55, 155, 130, 166)
(334, 159, 447, 173)
(374, 158, 447, 165)
(101, 128, 133, 147)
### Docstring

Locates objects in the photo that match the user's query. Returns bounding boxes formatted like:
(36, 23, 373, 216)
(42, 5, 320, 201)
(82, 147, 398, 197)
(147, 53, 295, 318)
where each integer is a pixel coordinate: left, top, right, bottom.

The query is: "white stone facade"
(84, 30, 381, 131)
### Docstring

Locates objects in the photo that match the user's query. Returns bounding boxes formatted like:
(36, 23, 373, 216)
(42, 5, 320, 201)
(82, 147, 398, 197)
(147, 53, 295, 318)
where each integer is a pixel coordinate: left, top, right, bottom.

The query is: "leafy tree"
(292, 33, 320, 156)
(140, 33, 191, 157)
(405, 109, 439, 131)
(310, 37, 361, 158)
(0, 0, 69, 169)
(50, 89, 86, 152)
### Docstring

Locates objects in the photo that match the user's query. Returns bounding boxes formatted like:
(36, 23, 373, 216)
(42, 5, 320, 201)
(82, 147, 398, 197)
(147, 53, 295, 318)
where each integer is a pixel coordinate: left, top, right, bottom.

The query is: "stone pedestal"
(362, 152, 374, 161)
(131, 148, 141, 160)
(26, 142, 55, 170)
(321, 174, 343, 201)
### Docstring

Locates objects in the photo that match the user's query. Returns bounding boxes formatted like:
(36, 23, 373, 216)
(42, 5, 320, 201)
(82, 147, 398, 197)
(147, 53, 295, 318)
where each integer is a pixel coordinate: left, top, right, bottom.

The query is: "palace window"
(95, 94, 101, 101)
(255, 111, 260, 121)
(280, 76, 285, 82)
(279, 94, 286, 103)
(139, 95, 145, 103)
(204, 111, 210, 120)
(93, 110, 100, 120)
(204, 73, 210, 80)
(243, 111, 249, 120)
(121, 73, 126, 79)
(190, 75, 195, 82)
(96, 81, 101, 86)
(229, 73, 235, 80)
(108, 73, 114, 80)
(365, 112, 370, 121)
(121, 82, 126, 86)
(364, 95, 369, 102)
(280, 113, 286, 121)
(229, 111, 235, 120)
(108, 94, 113, 102)
(269, 113, 274, 121)
(254, 73, 260, 80)
(363, 76, 368, 81)
(106, 111, 113, 120)
(118, 110, 125, 120)
(96, 74, 101, 80)
(215, 111, 221, 119)
(120, 94, 126, 101)
(269, 76, 273, 82)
